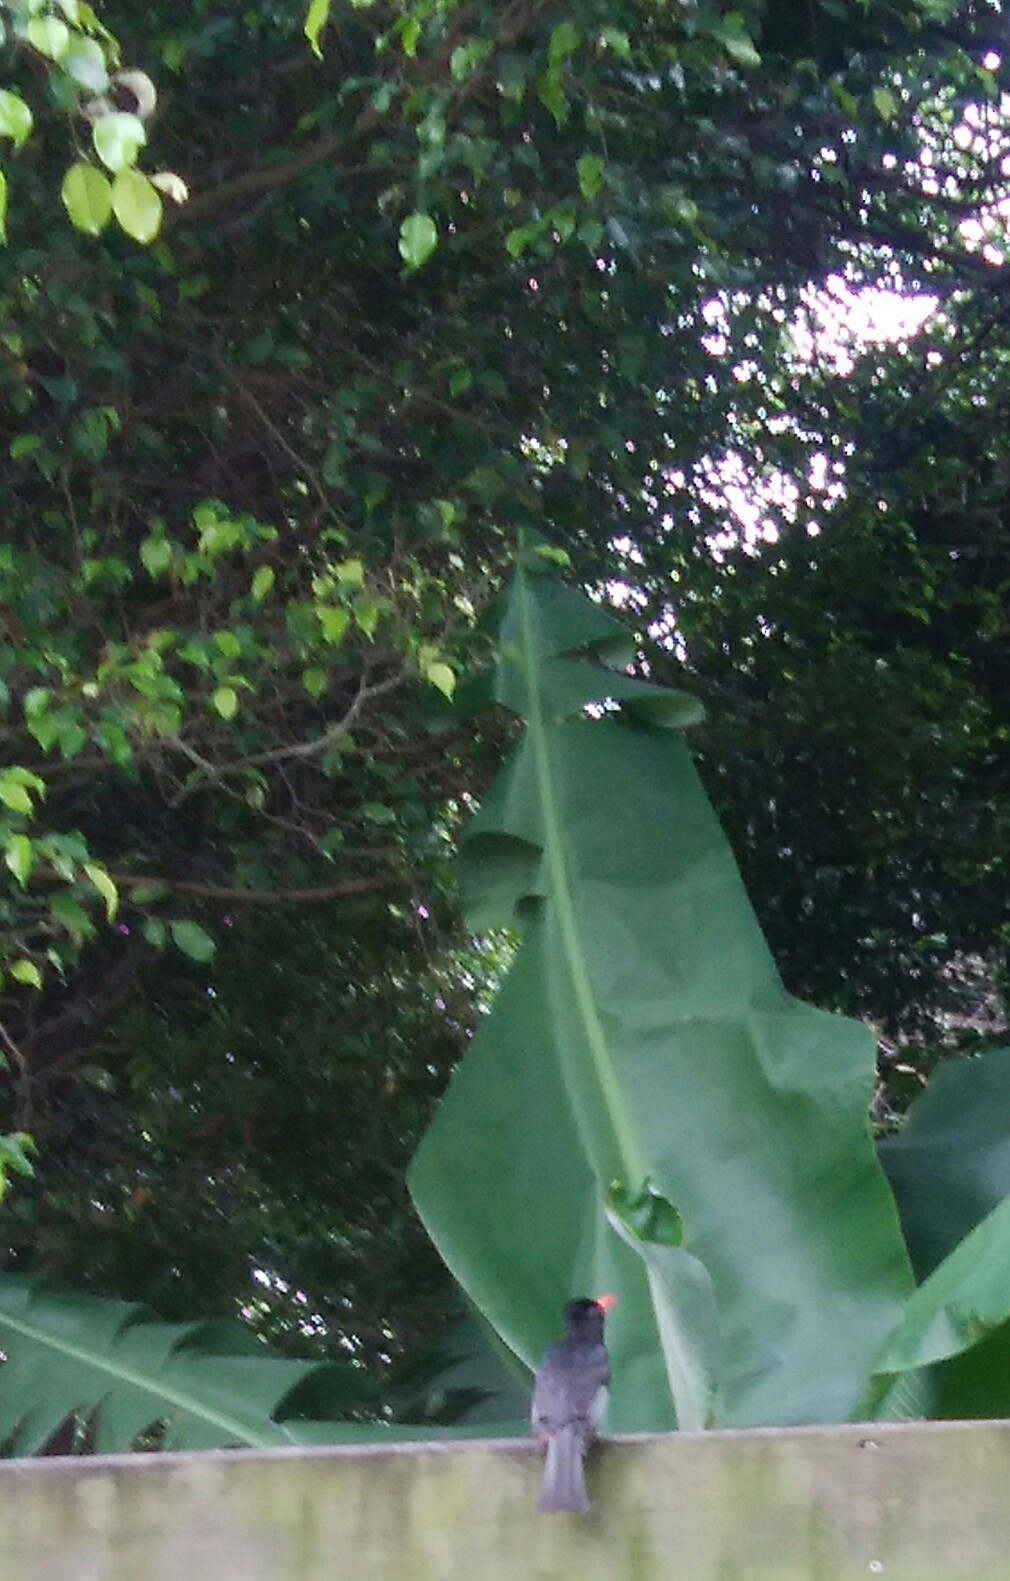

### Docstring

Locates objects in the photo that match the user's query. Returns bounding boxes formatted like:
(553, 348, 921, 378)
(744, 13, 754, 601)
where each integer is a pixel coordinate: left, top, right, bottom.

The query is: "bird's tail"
(539, 1426, 590, 1514)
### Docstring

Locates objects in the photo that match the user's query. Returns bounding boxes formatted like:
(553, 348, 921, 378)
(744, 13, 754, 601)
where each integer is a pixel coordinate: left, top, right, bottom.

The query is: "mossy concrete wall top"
(3, 1418, 1010, 1581)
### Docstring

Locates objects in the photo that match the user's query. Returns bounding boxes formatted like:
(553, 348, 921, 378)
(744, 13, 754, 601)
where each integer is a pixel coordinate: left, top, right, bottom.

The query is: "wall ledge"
(3, 1416, 1009, 1580)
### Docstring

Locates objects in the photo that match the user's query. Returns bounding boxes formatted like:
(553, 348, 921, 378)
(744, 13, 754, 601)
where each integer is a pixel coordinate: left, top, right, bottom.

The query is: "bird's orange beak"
(594, 1292, 618, 1311)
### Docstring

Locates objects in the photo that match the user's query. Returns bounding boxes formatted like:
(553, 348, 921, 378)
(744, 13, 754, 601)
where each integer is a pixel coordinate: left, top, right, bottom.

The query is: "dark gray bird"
(531, 1294, 615, 1514)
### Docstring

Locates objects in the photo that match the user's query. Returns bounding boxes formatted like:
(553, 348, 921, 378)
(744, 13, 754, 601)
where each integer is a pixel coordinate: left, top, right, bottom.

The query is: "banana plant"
(409, 554, 920, 1431)
(0, 1274, 368, 1452)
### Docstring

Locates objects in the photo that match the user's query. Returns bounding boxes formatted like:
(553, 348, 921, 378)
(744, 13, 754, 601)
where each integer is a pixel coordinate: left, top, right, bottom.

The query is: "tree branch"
(110, 873, 403, 905)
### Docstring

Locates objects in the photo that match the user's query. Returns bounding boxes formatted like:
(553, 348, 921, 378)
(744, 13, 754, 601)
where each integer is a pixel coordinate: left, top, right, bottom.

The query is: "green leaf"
(111, 167, 162, 243)
(362, 801, 396, 825)
(128, 882, 168, 905)
(605, 1193, 718, 1431)
(170, 920, 216, 963)
(140, 536, 172, 577)
(548, 21, 580, 62)
(409, 567, 914, 1431)
(251, 565, 275, 602)
(49, 894, 95, 941)
(353, 597, 381, 638)
(398, 212, 438, 271)
(0, 767, 45, 794)
(27, 15, 70, 58)
(9, 435, 42, 461)
(879, 1047, 1010, 1279)
(873, 85, 898, 122)
(399, 15, 420, 56)
(715, 14, 761, 66)
(869, 1194, 1010, 1409)
(61, 162, 112, 235)
(450, 40, 491, 81)
(93, 112, 147, 174)
(302, 667, 327, 697)
(304, 0, 331, 59)
(62, 38, 109, 91)
(599, 27, 631, 57)
(0, 169, 6, 246)
(317, 606, 350, 644)
(0, 90, 33, 150)
(4, 834, 32, 887)
(576, 153, 605, 200)
(83, 862, 119, 921)
(212, 686, 239, 720)
(0, 778, 32, 815)
(335, 558, 365, 587)
(10, 960, 42, 989)
(0, 1274, 365, 1452)
(214, 630, 242, 658)
(0, 1132, 36, 1192)
(424, 661, 456, 700)
(878, 1045, 1010, 1420)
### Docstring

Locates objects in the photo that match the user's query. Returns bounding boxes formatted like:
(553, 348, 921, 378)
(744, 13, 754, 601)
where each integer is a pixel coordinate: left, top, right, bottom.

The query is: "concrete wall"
(3, 1419, 1009, 1581)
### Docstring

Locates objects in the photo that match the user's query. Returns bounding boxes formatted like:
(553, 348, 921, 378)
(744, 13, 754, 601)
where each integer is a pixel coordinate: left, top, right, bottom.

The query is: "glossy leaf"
(212, 685, 239, 720)
(4, 835, 32, 888)
(83, 862, 118, 921)
(62, 38, 109, 92)
(398, 212, 438, 271)
(61, 162, 112, 234)
(93, 112, 147, 173)
(304, 0, 331, 58)
(0, 775, 34, 815)
(111, 167, 162, 243)
(26, 16, 70, 59)
(0, 91, 33, 150)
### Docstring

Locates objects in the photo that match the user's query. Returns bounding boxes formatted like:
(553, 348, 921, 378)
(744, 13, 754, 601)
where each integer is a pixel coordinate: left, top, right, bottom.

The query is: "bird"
(531, 1293, 615, 1514)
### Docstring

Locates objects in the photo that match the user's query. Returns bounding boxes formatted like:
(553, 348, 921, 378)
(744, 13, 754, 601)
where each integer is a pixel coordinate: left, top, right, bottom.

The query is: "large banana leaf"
(878, 1047, 1010, 1418)
(869, 1192, 1010, 1413)
(0, 1274, 365, 1453)
(408, 561, 915, 1431)
(878, 1046, 1010, 1279)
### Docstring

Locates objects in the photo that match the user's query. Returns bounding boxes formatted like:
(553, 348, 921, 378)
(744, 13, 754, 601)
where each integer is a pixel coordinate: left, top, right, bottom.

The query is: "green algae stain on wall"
(1, 1423, 1010, 1581)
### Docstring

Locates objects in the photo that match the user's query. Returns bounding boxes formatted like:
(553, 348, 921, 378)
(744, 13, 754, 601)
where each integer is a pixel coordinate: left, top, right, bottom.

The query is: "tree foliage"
(0, 0, 1009, 1439)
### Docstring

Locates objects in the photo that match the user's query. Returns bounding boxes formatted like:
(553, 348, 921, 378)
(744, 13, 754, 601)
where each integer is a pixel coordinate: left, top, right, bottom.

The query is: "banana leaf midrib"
(516, 570, 645, 1191)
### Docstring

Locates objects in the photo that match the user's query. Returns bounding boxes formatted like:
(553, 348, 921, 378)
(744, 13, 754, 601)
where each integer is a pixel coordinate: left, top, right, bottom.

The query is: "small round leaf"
(170, 920, 216, 963)
(4, 835, 32, 887)
(398, 211, 438, 270)
(212, 685, 239, 720)
(111, 167, 162, 244)
(27, 15, 70, 58)
(63, 39, 109, 91)
(61, 162, 112, 235)
(93, 111, 146, 174)
(0, 90, 33, 150)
